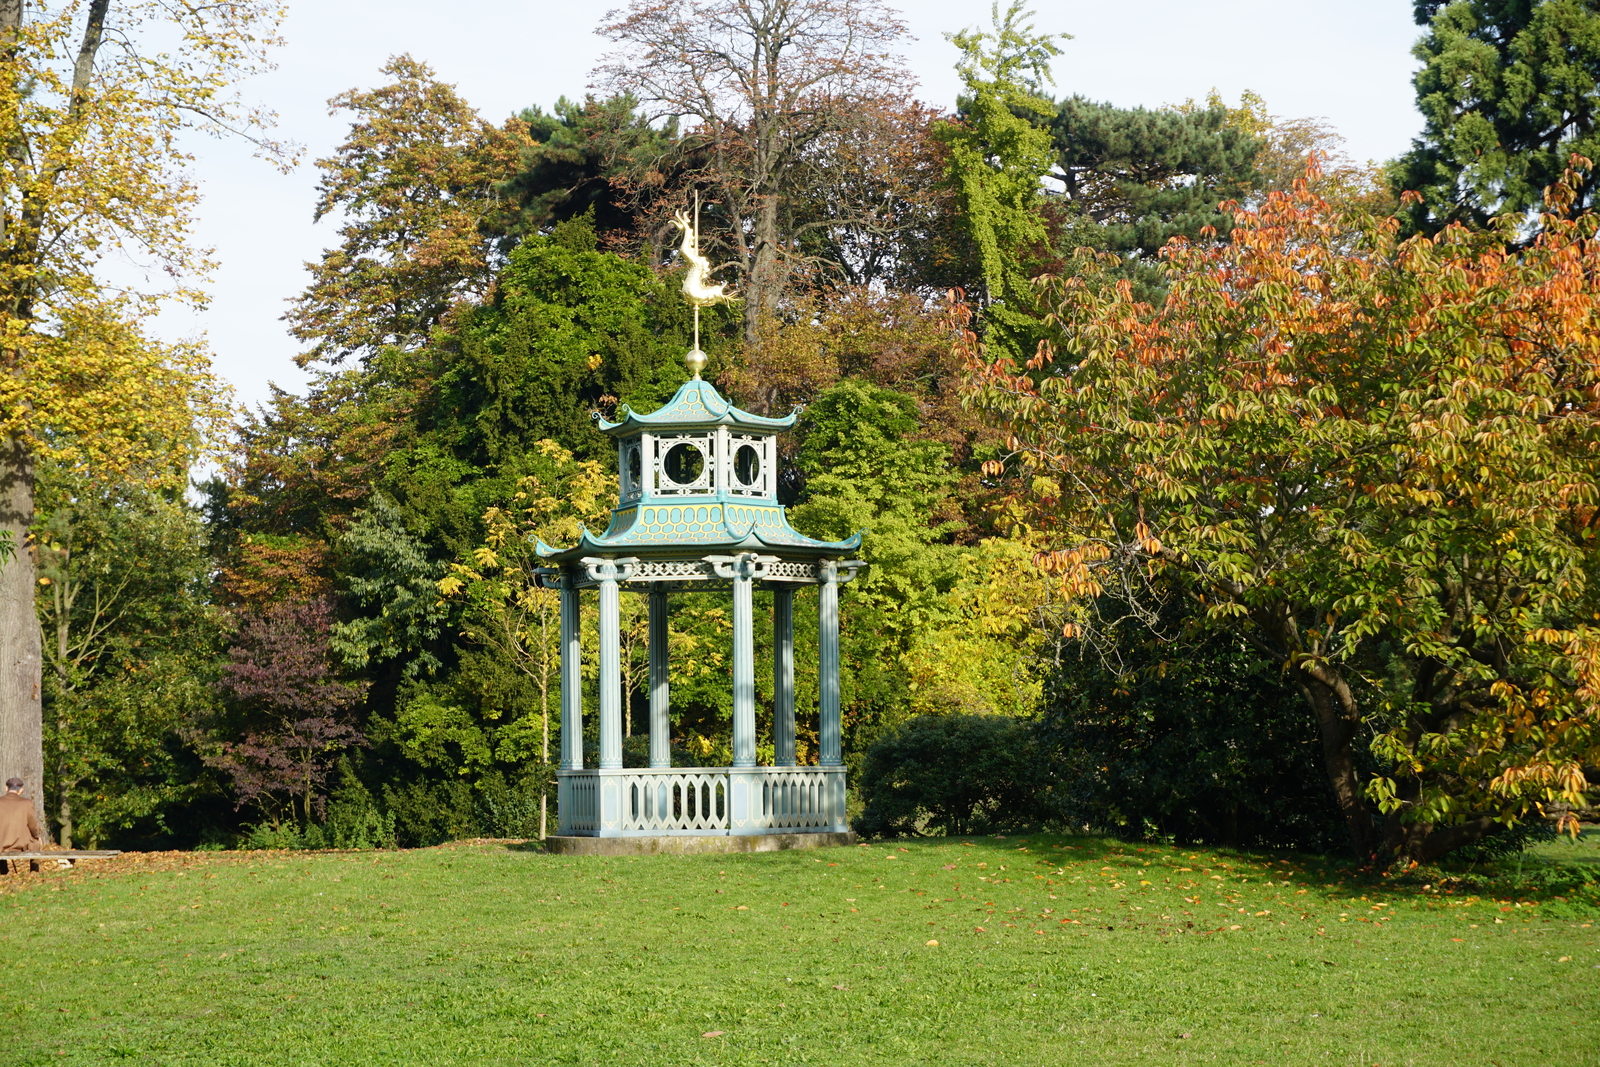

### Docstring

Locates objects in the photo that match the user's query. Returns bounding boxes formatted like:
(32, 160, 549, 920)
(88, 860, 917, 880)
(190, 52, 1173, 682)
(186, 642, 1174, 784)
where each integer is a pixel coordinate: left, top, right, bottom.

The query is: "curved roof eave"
(595, 379, 799, 436)
(533, 527, 862, 565)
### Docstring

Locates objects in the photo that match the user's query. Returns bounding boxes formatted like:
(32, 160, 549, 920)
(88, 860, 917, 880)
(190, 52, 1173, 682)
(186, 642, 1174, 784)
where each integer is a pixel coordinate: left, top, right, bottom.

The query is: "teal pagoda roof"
(595, 377, 798, 436)
(535, 369, 859, 566)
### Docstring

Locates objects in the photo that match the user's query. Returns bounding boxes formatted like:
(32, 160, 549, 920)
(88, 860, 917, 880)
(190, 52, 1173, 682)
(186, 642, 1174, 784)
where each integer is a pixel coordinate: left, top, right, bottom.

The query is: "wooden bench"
(0, 850, 120, 874)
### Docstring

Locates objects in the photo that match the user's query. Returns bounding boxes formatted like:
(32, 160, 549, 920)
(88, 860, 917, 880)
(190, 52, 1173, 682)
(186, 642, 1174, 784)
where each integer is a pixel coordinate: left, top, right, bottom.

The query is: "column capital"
(704, 552, 773, 581)
(581, 556, 639, 583)
(534, 566, 577, 591)
(818, 558, 865, 585)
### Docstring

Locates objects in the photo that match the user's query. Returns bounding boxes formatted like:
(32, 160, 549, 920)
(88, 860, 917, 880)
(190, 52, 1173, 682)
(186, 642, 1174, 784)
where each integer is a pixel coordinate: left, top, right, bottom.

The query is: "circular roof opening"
(734, 443, 761, 487)
(625, 443, 642, 487)
(662, 442, 706, 486)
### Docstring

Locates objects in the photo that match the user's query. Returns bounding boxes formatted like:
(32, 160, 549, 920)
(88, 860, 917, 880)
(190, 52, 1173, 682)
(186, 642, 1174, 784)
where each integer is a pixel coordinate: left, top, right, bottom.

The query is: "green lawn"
(1, 834, 1595, 1066)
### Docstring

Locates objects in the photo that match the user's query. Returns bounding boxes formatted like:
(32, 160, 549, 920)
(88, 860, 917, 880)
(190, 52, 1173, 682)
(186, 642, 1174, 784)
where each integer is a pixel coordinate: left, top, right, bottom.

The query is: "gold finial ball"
(685, 347, 708, 378)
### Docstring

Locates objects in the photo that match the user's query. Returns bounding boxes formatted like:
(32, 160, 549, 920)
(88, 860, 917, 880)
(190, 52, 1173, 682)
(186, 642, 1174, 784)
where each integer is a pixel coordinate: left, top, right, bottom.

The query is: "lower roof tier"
(534, 498, 860, 563)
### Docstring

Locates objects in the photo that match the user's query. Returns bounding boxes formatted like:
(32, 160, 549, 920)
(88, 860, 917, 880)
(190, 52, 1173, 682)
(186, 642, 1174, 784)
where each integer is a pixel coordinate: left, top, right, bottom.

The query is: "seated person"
(0, 778, 42, 852)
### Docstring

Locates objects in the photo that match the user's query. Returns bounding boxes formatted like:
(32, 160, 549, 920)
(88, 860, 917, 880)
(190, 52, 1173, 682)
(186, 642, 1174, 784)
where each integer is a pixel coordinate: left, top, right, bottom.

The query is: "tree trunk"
(0, 434, 43, 837)
(56, 777, 72, 850)
(742, 187, 783, 351)
(1298, 668, 1376, 860)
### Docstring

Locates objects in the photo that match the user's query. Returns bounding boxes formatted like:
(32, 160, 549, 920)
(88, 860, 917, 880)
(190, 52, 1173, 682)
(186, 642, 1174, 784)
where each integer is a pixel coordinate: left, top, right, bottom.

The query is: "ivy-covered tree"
(936, 1, 1065, 359)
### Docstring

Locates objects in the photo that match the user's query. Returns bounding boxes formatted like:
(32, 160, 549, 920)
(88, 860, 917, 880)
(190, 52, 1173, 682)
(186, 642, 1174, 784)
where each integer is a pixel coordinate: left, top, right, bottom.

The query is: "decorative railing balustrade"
(557, 766, 847, 837)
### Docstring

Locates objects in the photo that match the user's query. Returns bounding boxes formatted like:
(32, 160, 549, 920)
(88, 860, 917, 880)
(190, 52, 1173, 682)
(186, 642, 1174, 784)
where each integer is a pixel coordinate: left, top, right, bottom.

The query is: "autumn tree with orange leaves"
(287, 55, 534, 368)
(968, 160, 1600, 863)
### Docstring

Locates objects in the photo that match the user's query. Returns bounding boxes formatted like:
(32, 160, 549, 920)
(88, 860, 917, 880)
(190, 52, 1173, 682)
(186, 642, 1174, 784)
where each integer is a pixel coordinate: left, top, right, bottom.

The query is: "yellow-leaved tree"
(0, 0, 288, 830)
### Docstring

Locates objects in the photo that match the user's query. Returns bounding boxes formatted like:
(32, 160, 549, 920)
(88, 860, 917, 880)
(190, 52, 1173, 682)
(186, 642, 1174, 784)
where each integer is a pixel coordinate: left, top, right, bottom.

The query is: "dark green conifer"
(1394, 0, 1600, 234)
(1048, 98, 1261, 298)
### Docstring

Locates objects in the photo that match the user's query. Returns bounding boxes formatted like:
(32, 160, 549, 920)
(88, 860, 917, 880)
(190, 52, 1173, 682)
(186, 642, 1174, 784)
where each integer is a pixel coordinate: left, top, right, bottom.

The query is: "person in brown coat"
(0, 778, 42, 852)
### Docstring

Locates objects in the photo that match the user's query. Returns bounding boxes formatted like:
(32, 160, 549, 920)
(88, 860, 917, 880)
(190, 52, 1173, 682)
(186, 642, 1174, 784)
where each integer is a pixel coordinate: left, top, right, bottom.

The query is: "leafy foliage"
(331, 497, 448, 677)
(35, 468, 219, 847)
(854, 713, 1045, 837)
(968, 162, 1600, 863)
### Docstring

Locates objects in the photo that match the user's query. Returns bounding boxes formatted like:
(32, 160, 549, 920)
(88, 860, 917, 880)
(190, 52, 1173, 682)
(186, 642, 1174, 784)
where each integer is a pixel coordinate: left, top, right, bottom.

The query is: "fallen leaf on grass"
(832, 984, 847, 990)
(942, 864, 957, 870)
(1451, 938, 1464, 942)
(702, 1031, 724, 1038)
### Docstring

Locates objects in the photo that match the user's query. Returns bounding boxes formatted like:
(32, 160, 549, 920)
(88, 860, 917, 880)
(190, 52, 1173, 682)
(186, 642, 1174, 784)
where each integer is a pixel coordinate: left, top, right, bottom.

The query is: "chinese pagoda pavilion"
(537, 348, 862, 851)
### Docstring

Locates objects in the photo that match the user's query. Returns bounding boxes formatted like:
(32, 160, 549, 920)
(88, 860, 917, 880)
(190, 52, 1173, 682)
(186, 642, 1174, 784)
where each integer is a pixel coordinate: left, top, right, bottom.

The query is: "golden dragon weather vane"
(670, 192, 736, 378)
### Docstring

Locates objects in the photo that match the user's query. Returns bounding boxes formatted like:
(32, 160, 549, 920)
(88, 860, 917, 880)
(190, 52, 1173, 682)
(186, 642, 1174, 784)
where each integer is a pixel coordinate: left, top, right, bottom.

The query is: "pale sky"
(161, 0, 1425, 412)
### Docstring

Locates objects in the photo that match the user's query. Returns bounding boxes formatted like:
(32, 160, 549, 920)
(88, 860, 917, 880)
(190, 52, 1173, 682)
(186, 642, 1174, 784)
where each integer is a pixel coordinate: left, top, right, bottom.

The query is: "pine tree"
(500, 94, 681, 248)
(1050, 97, 1261, 278)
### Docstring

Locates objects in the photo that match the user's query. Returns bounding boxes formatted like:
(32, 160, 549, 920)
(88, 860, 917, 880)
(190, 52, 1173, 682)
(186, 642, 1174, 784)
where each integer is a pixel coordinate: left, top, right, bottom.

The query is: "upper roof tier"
(596, 378, 798, 437)
(534, 359, 863, 566)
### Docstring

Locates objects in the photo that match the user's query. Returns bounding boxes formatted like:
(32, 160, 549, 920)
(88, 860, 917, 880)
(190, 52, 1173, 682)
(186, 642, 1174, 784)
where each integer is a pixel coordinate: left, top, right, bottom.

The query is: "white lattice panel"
(759, 769, 842, 830)
(619, 771, 730, 833)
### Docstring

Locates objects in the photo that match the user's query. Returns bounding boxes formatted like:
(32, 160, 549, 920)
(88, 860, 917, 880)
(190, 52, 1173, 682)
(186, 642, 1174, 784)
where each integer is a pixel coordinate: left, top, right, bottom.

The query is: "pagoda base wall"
(543, 831, 855, 856)
(557, 766, 848, 837)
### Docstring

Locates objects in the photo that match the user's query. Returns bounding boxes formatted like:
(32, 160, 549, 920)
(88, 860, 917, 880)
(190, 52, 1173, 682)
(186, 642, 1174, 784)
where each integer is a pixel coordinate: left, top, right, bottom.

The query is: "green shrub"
(1037, 620, 1347, 851)
(854, 713, 1046, 838)
(473, 769, 549, 839)
(239, 821, 305, 850)
(318, 759, 397, 849)
(382, 778, 479, 847)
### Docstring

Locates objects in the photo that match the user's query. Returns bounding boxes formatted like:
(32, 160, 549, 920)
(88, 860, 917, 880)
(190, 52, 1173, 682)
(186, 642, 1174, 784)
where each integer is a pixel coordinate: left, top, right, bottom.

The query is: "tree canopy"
(1395, 0, 1600, 233)
(28, 0, 1600, 862)
(969, 165, 1600, 862)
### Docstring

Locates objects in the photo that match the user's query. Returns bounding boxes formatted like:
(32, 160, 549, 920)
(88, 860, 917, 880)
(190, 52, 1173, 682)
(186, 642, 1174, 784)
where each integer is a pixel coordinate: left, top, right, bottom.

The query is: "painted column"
(730, 555, 757, 769)
(708, 553, 768, 834)
(596, 564, 624, 770)
(582, 557, 637, 777)
(773, 585, 795, 767)
(648, 585, 671, 769)
(559, 575, 582, 771)
(819, 560, 842, 768)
